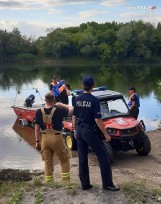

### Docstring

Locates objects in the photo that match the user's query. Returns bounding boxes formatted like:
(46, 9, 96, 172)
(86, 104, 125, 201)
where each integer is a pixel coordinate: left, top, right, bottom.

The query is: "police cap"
(82, 76, 95, 87)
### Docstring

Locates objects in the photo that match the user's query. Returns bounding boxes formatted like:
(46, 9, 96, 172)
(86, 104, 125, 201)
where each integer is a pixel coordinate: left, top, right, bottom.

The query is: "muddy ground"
(0, 129, 161, 204)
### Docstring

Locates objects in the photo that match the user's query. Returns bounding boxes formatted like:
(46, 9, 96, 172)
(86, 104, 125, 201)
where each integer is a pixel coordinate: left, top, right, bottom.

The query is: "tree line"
(0, 20, 161, 63)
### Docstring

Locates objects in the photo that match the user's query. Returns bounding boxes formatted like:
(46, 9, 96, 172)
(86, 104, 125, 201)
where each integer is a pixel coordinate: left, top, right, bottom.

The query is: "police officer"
(72, 76, 120, 191)
(35, 92, 73, 182)
(128, 87, 140, 119)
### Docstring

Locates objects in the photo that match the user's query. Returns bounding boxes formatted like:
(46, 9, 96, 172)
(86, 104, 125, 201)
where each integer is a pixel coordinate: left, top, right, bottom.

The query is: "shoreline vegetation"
(0, 20, 161, 64)
(1, 57, 161, 68)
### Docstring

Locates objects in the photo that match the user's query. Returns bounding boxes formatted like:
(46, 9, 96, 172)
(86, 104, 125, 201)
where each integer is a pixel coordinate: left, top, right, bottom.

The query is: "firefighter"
(72, 76, 120, 191)
(35, 92, 73, 182)
(128, 87, 140, 119)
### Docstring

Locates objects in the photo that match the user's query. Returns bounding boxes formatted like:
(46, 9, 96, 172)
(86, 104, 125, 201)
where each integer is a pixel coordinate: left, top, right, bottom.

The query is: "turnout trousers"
(76, 123, 113, 188)
(41, 129, 70, 182)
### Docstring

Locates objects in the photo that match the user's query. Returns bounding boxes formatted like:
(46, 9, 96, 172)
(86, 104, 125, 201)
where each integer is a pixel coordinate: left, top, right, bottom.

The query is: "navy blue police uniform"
(73, 93, 114, 189)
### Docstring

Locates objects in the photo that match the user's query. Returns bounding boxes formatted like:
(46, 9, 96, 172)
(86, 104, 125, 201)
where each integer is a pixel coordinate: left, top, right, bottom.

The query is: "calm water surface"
(0, 64, 161, 170)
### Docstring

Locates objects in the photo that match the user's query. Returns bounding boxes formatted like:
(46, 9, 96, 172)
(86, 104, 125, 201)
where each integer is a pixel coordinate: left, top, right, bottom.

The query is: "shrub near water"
(15, 53, 35, 62)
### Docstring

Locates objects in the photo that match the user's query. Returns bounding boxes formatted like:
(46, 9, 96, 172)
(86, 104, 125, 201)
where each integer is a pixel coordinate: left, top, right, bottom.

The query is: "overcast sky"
(0, 0, 160, 38)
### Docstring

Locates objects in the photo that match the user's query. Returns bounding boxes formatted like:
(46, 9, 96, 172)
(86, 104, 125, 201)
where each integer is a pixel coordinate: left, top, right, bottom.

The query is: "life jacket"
(52, 80, 65, 97)
(41, 107, 56, 129)
(128, 93, 140, 108)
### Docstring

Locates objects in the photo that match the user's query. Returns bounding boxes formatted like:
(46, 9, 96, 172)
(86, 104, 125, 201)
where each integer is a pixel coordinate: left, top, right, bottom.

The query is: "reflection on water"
(0, 117, 43, 170)
(13, 119, 37, 149)
(11, 119, 78, 168)
(0, 63, 161, 170)
(13, 120, 78, 166)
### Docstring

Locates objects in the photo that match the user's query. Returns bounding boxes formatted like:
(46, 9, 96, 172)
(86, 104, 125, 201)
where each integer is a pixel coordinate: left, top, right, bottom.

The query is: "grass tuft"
(0, 182, 27, 204)
(121, 181, 147, 204)
(33, 177, 42, 186)
(151, 188, 161, 200)
(34, 189, 43, 204)
(121, 180, 161, 204)
(7, 191, 22, 204)
(64, 182, 79, 190)
(45, 181, 63, 188)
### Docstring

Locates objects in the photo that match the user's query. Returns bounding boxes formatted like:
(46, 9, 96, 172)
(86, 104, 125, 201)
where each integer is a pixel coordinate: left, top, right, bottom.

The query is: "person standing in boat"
(128, 87, 140, 119)
(35, 92, 73, 183)
(50, 76, 59, 92)
(50, 76, 70, 104)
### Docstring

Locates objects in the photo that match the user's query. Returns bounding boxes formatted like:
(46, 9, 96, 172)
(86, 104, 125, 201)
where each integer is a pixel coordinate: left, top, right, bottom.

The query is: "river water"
(0, 63, 161, 170)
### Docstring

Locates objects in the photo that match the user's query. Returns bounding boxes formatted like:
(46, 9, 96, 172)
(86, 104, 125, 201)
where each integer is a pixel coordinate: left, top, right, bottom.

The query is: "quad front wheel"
(136, 134, 151, 156)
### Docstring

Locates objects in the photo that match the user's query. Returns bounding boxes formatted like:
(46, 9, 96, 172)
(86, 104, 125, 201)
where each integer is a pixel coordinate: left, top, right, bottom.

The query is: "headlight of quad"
(107, 128, 117, 135)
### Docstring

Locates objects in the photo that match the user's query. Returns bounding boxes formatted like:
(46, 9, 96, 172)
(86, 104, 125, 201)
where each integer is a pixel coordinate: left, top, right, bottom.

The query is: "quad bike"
(62, 87, 151, 163)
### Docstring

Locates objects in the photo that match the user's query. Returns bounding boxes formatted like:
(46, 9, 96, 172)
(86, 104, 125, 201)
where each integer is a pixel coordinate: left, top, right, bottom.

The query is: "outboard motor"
(24, 94, 35, 107)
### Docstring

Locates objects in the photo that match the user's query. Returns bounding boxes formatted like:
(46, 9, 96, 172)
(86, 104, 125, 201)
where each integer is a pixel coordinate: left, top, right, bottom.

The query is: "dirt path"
(36, 129, 161, 203)
(65, 129, 161, 186)
(113, 129, 161, 186)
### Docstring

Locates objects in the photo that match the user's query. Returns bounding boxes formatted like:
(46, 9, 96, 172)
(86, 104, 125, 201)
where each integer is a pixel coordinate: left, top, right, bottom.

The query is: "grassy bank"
(1, 169, 161, 204)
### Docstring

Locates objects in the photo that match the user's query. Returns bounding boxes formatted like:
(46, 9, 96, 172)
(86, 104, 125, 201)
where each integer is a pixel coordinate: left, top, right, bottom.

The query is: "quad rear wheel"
(136, 134, 151, 155)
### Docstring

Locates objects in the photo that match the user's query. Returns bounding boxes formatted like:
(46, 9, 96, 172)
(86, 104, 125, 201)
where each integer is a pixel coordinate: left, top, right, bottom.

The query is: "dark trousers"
(130, 107, 139, 119)
(76, 123, 113, 188)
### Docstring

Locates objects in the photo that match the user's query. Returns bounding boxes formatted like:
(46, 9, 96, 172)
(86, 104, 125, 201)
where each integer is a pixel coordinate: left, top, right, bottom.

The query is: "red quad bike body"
(62, 87, 151, 162)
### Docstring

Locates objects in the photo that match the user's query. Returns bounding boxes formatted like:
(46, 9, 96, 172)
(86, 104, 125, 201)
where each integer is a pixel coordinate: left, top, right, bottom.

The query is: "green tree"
(44, 29, 70, 58)
(96, 43, 111, 61)
(79, 31, 97, 57)
(0, 28, 35, 62)
(117, 21, 157, 60)
(117, 24, 133, 57)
